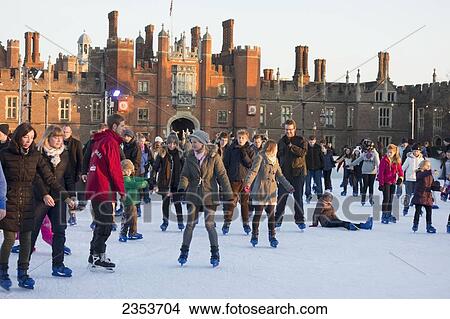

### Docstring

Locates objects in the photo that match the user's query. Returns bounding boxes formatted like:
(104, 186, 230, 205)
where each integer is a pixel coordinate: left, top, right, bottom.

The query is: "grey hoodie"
(350, 150, 380, 175)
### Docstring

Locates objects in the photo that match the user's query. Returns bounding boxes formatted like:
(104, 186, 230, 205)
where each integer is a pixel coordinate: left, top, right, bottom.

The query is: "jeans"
(403, 181, 416, 211)
(252, 205, 276, 237)
(224, 181, 250, 225)
(275, 174, 305, 225)
(161, 186, 183, 224)
(361, 174, 376, 203)
(30, 201, 67, 266)
(90, 201, 114, 255)
(323, 169, 332, 191)
(305, 169, 323, 197)
(0, 230, 32, 270)
(341, 168, 353, 193)
(182, 204, 218, 248)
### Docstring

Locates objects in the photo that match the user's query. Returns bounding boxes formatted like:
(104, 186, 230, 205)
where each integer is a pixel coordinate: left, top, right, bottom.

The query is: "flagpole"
(170, 0, 174, 45)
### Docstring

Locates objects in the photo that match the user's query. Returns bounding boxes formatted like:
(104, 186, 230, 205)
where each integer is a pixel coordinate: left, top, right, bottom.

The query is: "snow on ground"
(1, 160, 449, 299)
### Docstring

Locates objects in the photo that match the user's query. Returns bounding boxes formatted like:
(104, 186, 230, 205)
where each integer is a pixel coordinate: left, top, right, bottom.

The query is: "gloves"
(396, 177, 403, 186)
(378, 185, 384, 192)
(243, 186, 251, 193)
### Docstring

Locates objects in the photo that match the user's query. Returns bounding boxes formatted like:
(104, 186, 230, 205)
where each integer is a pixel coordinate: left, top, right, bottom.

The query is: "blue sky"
(3, 0, 449, 85)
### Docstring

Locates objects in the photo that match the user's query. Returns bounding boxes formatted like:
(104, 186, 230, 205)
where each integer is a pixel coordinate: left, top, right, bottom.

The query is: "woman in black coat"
(0, 123, 74, 290)
(31, 125, 76, 278)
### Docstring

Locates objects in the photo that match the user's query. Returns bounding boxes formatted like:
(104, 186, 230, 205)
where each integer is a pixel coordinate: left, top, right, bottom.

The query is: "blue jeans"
(275, 174, 305, 224)
(403, 181, 416, 211)
(305, 169, 323, 197)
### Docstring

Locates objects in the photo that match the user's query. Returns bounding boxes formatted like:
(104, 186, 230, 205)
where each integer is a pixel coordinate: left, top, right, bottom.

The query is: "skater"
(62, 125, 83, 226)
(322, 141, 335, 192)
(119, 159, 148, 242)
(439, 149, 450, 202)
(177, 130, 232, 267)
(336, 147, 353, 196)
(304, 136, 324, 202)
(351, 147, 363, 197)
(243, 140, 294, 248)
(0, 123, 74, 290)
(222, 129, 255, 235)
(350, 140, 379, 206)
(275, 119, 307, 230)
(86, 114, 126, 271)
(138, 134, 152, 204)
(310, 192, 373, 231)
(250, 133, 265, 155)
(151, 133, 184, 231)
(377, 144, 404, 224)
(401, 144, 424, 216)
(30, 125, 77, 278)
(411, 160, 443, 233)
(122, 129, 142, 217)
(216, 131, 230, 158)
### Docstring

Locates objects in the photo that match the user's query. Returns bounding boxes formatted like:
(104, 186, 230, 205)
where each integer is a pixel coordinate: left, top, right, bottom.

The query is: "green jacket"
(123, 175, 148, 206)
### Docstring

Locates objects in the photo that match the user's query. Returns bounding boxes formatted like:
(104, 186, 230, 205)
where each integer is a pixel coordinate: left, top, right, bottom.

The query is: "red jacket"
(378, 155, 404, 186)
(86, 130, 125, 201)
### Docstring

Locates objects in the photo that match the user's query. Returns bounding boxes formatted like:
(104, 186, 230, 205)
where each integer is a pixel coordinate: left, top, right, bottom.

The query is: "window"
(324, 107, 335, 127)
(387, 92, 396, 102)
(58, 98, 70, 120)
(217, 111, 228, 124)
(433, 108, 443, 131)
(347, 106, 354, 127)
(218, 84, 227, 97)
(378, 107, 392, 128)
(138, 81, 149, 94)
(375, 91, 383, 102)
(324, 135, 335, 147)
(6, 97, 18, 119)
(378, 136, 391, 148)
(91, 99, 103, 122)
(417, 108, 424, 134)
(281, 105, 292, 125)
(138, 108, 149, 121)
(81, 72, 87, 79)
(171, 65, 196, 98)
(260, 104, 266, 126)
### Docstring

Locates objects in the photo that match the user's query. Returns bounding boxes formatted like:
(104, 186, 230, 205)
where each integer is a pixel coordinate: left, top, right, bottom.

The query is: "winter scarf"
(43, 145, 65, 167)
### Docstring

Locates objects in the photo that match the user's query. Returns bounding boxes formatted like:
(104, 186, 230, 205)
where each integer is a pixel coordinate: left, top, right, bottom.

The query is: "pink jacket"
(378, 155, 404, 186)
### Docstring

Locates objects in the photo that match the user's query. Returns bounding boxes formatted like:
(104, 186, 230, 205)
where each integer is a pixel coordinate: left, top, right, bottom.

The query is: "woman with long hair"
(30, 125, 77, 277)
(0, 123, 74, 290)
(377, 144, 404, 224)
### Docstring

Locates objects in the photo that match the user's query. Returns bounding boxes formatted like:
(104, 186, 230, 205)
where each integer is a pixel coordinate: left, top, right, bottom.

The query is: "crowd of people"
(0, 116, 449, 290)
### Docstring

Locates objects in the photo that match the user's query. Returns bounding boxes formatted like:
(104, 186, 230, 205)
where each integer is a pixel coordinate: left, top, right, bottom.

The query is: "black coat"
(0, 142, 69, 232)
(64, 136, 83, 182)
(223, 140, 255, 182)
(277, 135, 307, 179)
(306, 143, 324, 171)
(151, 146, 184, 192)
(123, 138, 142, 175)
(34, 149, 76, 200)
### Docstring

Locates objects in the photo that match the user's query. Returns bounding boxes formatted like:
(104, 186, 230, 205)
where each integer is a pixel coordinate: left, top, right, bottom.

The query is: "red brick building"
(0, 11, 448, 148)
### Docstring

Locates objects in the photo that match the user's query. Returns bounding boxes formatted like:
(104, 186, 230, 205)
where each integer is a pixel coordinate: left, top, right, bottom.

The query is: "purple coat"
(411, 170, 435, 206)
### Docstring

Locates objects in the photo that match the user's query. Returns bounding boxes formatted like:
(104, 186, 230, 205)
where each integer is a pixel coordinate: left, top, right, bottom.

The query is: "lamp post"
(43, 89, 49, 129)
(411, 98, 415, 140)
(301, 102, 306, 136)
(312, 121, 317, 137)
(319, 108, 326, 139)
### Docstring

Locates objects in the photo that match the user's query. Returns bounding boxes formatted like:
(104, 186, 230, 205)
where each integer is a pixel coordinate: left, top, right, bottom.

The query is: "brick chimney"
(191, 26, 201, 52)
(108, 11, 119, 39)
(293, 45, 310, 85)
(144, 24, 154, 60)
(7, 40, 19, 68)
(221, 19, 234, 54)
(377, 51, 389, 82)
(32, 32, 41, 64)
(24, 32, 33, 65)
(314, 59, 326, 82)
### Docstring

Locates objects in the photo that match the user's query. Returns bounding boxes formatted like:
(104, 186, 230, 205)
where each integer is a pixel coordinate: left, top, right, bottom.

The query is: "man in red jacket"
(86, 114, 126, 270)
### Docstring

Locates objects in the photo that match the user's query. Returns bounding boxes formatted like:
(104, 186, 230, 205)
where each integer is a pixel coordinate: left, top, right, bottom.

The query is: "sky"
(2, 0, 449, 85)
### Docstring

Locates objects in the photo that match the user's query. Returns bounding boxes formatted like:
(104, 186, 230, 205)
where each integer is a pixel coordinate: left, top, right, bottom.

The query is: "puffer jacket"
(378, 155, 404, 186)
(0, 141, 69, 232)
(178, 144, 232, 207)
(223, 140, 255, 182)
(244, 153, 293, 205)
(350, 150, 380, 175)
(402, 152, 424, 182)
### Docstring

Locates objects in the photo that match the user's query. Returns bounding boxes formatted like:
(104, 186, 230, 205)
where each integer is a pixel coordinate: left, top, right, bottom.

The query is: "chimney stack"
(32, 32, 41, 64)
(191, 26, 201, 52)
(108, 11, 119, 39)
(221, 19, 234, 54)
(7, 40, 19, 68)
(144, 24, 155, 59)
(377, 51, 389, 82)
(294, 45, 310, 85)
(24, 32, 33, 65)
(263, 69, 272, 81)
